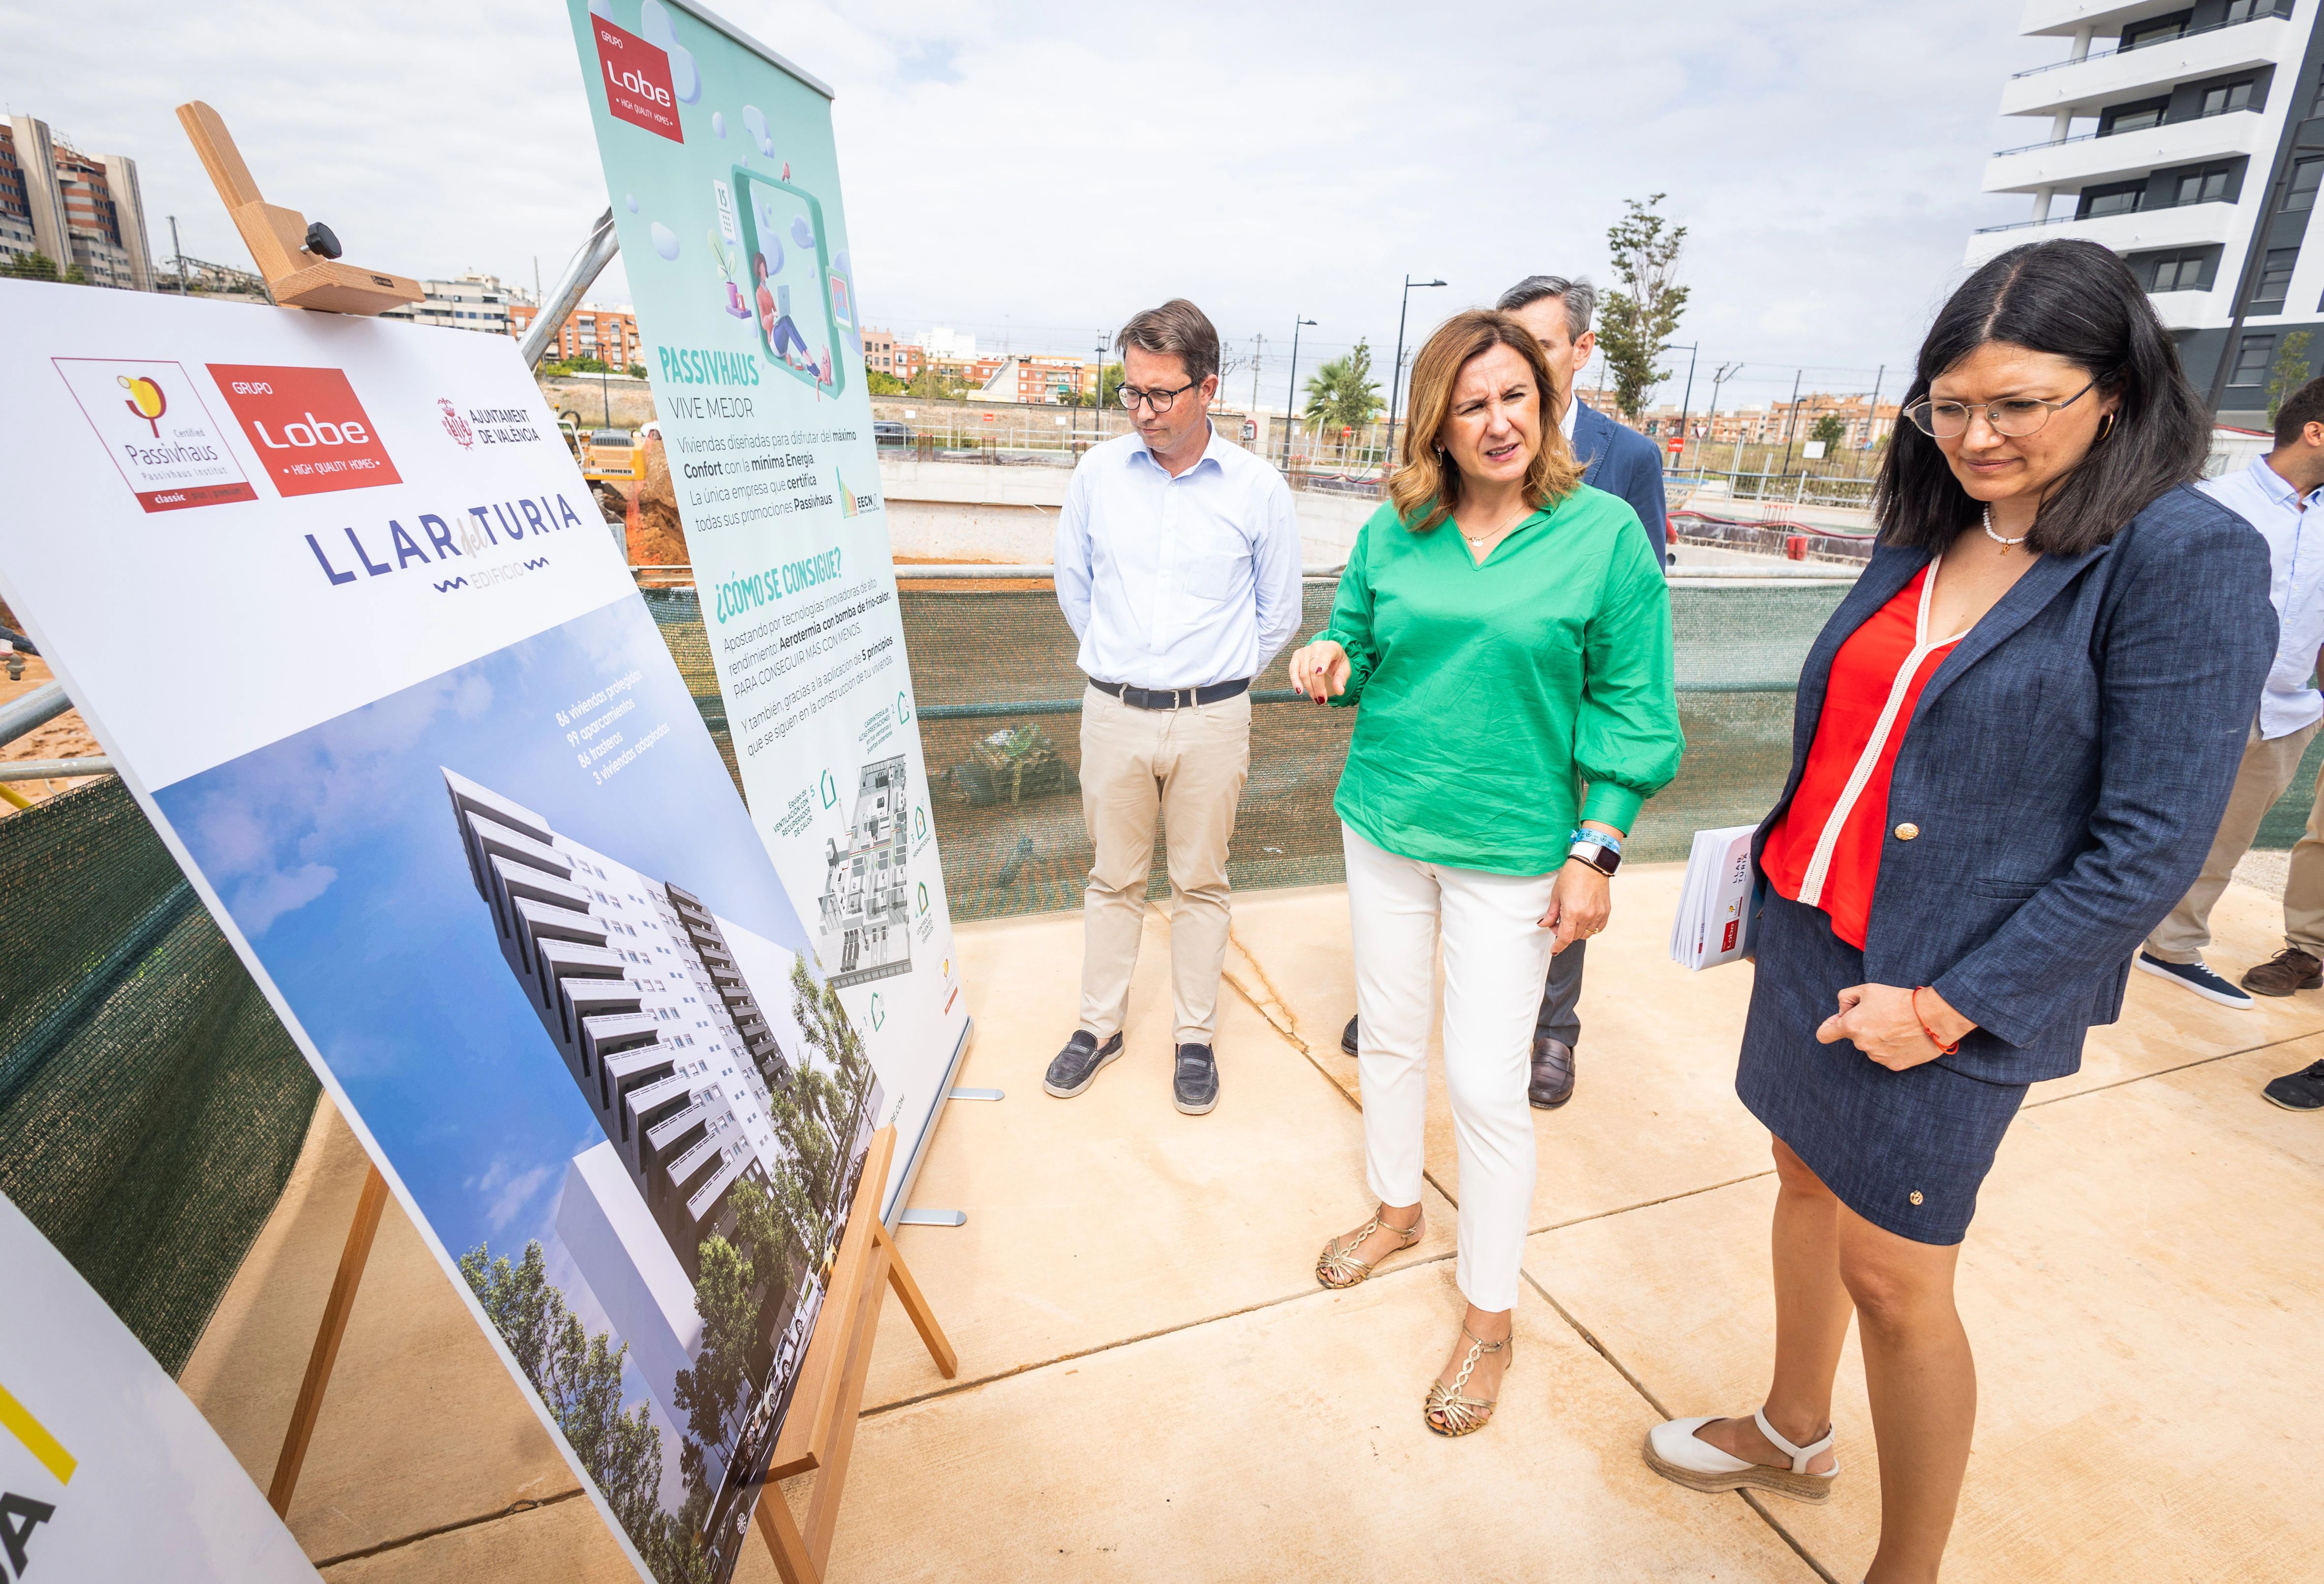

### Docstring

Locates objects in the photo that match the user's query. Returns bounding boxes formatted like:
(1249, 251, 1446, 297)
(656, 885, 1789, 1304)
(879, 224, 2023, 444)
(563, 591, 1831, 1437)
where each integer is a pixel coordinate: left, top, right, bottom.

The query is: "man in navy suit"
(1339, 275, 1672, 1108)
(1498, 275, 1667, 1107)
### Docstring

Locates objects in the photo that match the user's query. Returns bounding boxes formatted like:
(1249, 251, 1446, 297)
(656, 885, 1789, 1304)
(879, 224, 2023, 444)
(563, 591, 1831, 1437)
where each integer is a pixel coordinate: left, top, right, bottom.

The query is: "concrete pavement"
(180, 864, 2324, 1582)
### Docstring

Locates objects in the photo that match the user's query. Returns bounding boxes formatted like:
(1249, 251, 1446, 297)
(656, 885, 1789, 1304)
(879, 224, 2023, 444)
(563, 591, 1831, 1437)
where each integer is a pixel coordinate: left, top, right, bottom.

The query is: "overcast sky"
(3, 0, 2061, 413)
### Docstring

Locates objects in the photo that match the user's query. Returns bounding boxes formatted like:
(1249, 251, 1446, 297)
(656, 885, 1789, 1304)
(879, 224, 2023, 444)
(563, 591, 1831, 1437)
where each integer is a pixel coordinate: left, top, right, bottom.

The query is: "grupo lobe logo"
(593, 16, 684, 143)
(207, 364, 402, 497)
(52, 357, 258, 514)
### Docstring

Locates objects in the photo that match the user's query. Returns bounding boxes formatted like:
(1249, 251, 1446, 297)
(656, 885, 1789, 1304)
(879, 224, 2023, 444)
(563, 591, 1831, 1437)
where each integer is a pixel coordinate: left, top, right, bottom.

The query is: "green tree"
(461, 1239, 708, 1583)
(1303, 340, 1384, 461)
(1597, 194, 1690, 423)
(3, 250, 61, 281)
(2268, 331, 2315, 427)
(1809, 413, 1847, 454)
(865, 366, 909, 395)
(1062, 362, 1125, 408)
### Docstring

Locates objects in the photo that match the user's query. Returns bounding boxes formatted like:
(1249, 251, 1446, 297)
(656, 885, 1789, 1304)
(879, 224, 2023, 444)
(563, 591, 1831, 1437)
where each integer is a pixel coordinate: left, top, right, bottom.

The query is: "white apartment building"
(381, 271, 521, 335)
(818, 755, 913, 989)
(1969, 0, 2324, 421)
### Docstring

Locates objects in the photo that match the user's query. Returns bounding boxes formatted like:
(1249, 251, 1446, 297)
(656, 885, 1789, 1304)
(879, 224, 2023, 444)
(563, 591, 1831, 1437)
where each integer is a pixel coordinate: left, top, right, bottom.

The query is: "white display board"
(0, 279, 894, 1583)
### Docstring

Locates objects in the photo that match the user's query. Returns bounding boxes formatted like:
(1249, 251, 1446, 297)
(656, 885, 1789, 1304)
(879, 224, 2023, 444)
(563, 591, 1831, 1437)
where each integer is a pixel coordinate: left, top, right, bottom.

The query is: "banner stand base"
(753, 1125, 956, 1584)
(897, 1209, 966, 1227)
(948, 1088, 1004, 1101)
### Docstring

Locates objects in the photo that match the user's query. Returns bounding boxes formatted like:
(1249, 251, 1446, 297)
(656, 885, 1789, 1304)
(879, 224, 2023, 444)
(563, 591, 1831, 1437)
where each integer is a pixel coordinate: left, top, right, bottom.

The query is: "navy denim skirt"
(1737, 892, 2029, 1245)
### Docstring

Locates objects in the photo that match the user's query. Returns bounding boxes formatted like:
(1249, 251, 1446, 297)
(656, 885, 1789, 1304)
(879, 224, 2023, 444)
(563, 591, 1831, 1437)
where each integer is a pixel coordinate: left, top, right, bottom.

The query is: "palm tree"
(1303, 339, 1383, 464)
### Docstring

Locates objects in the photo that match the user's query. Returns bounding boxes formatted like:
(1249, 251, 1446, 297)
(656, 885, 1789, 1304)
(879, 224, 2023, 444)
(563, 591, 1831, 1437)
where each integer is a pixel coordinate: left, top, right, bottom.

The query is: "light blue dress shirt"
(1054, 424, 1304, 689)
(2200, 454, 2324, 739)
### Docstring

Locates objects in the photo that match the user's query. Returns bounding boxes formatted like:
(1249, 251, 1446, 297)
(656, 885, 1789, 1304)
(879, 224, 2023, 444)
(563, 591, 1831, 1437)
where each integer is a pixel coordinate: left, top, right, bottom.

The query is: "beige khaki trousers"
(1077, 684, 1252, 1044)
(2145, 717, 2322, 962)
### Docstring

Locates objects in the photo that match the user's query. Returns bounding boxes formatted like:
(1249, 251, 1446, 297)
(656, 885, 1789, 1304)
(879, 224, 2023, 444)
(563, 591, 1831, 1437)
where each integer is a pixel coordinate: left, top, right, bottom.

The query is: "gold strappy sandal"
(1425, 1326, 1511, 1437)
(1314, 1209, 1423, 1290)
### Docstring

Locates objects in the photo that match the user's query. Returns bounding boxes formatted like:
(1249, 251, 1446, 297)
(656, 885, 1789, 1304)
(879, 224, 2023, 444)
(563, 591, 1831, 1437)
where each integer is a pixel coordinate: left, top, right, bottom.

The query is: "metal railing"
(2009, 9, 2282, 79)
(1974, 191, 2236, 234)
(1991, 102, 2260, 157)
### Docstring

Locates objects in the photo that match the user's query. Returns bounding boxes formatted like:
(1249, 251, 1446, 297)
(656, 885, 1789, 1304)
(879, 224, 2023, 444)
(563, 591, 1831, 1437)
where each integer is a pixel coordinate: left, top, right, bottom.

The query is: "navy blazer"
(1572, 402, 1668, 568)
(1750, 485, 2274, 1084)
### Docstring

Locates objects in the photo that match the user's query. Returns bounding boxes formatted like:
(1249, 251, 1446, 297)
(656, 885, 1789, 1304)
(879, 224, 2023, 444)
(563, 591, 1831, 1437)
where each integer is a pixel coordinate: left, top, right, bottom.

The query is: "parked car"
(873, 420, 912, 450)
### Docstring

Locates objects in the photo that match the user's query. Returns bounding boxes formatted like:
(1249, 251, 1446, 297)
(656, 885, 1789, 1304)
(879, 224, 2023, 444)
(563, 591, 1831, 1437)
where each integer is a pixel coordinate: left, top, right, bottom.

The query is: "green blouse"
(1322, 487, 1682, 876)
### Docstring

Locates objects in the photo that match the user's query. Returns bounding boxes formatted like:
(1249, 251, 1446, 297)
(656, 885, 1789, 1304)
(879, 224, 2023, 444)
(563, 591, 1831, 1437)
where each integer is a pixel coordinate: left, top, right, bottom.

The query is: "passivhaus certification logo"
(52, 357, 258, 513)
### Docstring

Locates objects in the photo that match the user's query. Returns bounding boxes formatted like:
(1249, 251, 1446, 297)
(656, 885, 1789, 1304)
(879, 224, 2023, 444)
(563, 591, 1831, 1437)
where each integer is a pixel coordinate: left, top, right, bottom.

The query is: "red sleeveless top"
(1762, 563, 1964, 949)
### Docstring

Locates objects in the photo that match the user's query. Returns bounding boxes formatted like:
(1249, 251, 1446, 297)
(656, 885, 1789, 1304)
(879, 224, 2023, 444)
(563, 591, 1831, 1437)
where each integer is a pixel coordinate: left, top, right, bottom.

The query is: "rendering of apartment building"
(1969, 0, 2324, 421)
(442, 767, 884, 1552)
(508, 300, 642, 368)
(818, 755, 913, 989)
(380, 272, 522, 335)
(0, 114, 154, 289)
(443, 767, 802, 1279)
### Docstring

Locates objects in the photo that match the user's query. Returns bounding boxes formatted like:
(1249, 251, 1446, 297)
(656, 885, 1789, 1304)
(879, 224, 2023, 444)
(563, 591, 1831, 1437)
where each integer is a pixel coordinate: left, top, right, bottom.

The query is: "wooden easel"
(267, 1160, 387, 1516)
(165, 96, 420, 1515)
(175, 100, 421, 314)
(169, 100, 958, 1563)
(750, 1126, 956, 1584)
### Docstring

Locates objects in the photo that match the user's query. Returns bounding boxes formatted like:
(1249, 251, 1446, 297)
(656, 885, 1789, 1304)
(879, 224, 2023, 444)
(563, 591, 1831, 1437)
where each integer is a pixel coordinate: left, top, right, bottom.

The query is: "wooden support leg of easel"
(748, 1127, 958, 1583)
(267, 1161, 388, 1518)
(874, 1219, 958, 1380)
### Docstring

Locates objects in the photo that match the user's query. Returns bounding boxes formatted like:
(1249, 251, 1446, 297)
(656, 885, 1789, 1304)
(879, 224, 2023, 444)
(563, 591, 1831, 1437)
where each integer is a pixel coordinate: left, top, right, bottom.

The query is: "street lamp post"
(1705, 362, 1741, 474)
(1669, 341, 1699, 470)
(1384, 276, 1446, 472)
(1282, 316, 1316, 474)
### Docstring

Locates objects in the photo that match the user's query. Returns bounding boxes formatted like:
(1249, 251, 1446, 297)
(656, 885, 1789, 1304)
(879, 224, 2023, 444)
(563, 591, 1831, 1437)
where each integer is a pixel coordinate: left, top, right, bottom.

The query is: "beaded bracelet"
(1912, 987, 1962, 1056)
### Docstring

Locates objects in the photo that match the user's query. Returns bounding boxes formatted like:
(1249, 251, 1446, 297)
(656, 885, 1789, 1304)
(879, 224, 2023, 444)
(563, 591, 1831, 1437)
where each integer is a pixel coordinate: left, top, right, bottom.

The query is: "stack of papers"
(1670, 824, 1761, 970)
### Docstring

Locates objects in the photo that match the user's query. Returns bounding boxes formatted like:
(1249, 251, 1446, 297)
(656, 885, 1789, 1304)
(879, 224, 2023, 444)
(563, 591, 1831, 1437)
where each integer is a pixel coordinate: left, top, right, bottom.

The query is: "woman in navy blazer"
(1643, 241, 2274, 1581)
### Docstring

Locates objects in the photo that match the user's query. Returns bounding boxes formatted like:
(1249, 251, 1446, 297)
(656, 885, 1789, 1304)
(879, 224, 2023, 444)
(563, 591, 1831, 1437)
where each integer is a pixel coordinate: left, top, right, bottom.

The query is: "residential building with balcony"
(1, 115, 154, 289)
(1969, 1, 2324, 422)
(863, 326, 898, 377)
(379, 271, 519, 335)
(508, 300, 642, 368)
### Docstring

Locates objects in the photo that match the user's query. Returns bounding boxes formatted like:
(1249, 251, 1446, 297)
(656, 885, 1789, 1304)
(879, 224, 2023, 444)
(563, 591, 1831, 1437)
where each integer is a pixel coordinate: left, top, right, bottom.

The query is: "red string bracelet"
(1912, 987, 1961, 1055)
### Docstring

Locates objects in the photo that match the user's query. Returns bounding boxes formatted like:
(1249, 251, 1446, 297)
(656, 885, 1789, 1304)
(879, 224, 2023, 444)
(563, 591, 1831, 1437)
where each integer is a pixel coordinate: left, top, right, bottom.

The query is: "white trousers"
(1344, 822, 1560, 1312)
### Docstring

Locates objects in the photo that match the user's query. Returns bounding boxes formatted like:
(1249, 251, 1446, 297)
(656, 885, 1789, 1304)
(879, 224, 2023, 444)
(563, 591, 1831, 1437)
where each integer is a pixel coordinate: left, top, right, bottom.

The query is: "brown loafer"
(2242, 947, 2324, 998)
(1529, 1036, 1575, 1108)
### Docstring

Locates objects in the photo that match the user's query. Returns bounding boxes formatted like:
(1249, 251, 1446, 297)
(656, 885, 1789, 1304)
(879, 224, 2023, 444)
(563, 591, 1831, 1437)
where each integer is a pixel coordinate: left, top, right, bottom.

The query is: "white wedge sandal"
(1643, 1408, 1839, 1504)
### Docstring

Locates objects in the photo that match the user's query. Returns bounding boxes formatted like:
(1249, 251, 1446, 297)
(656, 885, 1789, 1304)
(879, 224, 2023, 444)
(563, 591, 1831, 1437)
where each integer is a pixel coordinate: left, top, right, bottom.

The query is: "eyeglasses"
(1903, 379, 2096, 439)
(1119, 379, 1197, 413)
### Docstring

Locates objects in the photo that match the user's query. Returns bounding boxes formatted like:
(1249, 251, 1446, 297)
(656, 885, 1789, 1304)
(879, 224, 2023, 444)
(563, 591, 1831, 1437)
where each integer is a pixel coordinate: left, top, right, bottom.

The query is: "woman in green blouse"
(1288, 308, 1681, 1435)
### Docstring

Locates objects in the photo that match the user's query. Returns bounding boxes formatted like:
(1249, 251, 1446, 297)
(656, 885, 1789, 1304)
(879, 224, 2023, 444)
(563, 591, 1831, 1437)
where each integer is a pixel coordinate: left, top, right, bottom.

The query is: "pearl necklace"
(1982, 506, 2028, 553)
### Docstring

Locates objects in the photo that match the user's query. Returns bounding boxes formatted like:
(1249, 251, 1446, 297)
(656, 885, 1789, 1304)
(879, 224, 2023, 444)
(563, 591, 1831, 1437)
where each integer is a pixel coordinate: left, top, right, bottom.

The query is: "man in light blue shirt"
(2139, 381, 2324, 1071)
(1044, 298, 1302, 1117)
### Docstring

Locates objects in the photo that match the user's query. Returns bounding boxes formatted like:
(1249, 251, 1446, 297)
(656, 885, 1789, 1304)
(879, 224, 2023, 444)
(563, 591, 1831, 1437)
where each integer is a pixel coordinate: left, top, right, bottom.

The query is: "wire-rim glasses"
(1904, 379, 2096, 440)
(1119, 379, 1197, 413)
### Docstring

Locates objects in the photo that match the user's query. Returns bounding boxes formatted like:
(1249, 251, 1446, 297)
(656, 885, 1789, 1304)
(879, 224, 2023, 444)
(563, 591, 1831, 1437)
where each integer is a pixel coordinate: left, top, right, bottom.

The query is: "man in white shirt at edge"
(1045, 299, 1303, 1117)
(2136, 378, 2324, 1114)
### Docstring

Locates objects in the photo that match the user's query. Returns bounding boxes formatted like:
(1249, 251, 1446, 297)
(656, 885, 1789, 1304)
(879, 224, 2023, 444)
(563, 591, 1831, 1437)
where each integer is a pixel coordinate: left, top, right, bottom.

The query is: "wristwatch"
(1567, 827, 1622, 877)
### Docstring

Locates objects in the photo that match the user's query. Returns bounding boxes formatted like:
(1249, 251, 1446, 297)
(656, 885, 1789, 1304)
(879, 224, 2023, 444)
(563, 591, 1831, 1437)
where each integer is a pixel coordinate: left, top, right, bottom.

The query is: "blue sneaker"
(2135, 952, 2254, 1010)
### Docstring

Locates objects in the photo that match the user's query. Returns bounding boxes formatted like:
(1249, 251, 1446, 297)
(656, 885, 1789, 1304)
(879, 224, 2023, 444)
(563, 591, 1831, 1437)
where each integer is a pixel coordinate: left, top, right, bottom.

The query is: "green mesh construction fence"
(643, 577, 2324, 919)
(0, 777, 319, 1376)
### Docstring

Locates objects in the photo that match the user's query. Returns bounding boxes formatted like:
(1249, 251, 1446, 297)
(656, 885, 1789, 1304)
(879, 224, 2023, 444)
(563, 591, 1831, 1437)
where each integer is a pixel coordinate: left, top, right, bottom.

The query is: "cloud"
(4, 0, 2054, 411)
(230, 860, 336, 936)
(472, 1157, 556, 1234)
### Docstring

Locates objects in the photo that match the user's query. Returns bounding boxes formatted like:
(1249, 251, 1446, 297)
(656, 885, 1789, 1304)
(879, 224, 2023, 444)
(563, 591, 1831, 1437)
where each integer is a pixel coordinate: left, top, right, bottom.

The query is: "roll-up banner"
(558, 0, 971, 1221)
(0, 280, 898, 1581)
